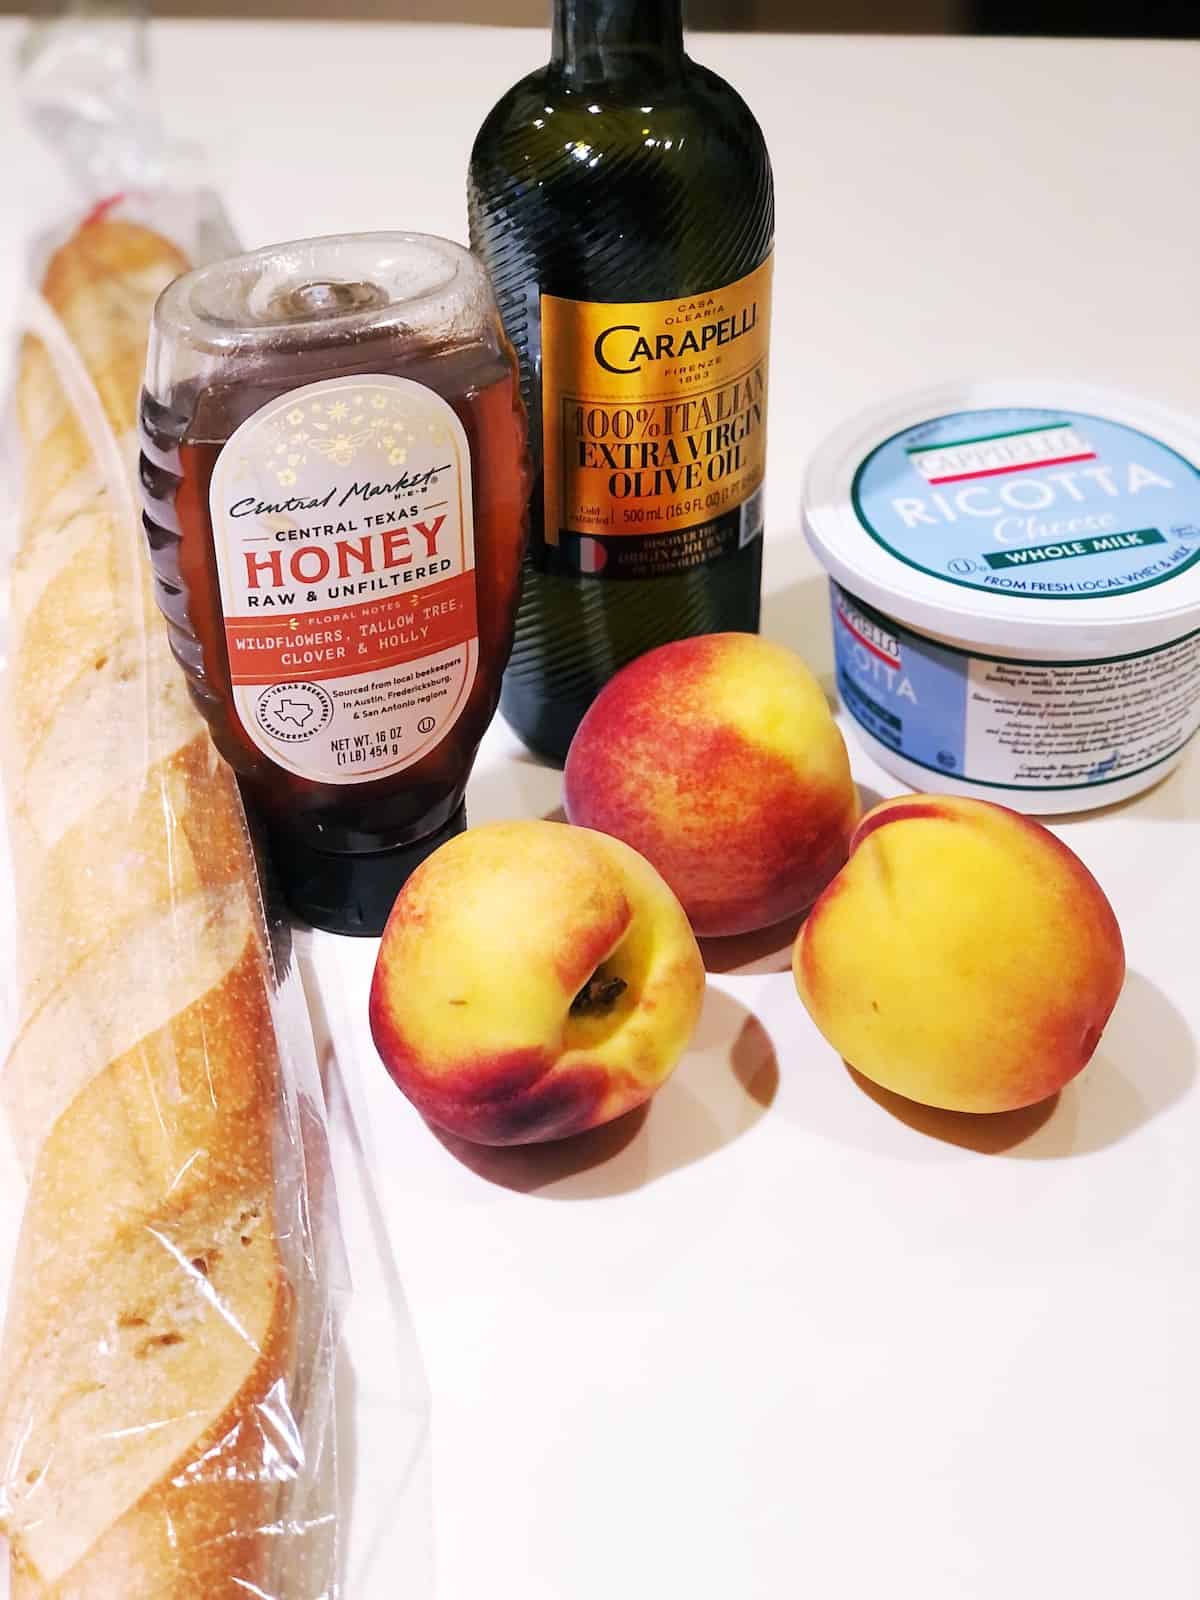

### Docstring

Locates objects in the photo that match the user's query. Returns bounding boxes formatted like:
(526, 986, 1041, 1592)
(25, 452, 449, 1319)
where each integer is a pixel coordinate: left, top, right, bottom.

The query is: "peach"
(793, 795, 1126, 1113)
(369, 819, 705, 1144)
(563, 633, 860, 937)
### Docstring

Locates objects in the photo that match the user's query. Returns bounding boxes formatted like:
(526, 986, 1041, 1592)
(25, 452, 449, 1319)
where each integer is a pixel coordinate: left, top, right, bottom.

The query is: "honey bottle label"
(538, 255, 772, 579)
(209, 374, 477, 783)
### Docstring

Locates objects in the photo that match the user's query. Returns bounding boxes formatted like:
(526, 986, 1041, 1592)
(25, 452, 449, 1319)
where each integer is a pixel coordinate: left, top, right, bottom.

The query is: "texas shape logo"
(256, 681, 334, 744)
(275, 698, 315, 729)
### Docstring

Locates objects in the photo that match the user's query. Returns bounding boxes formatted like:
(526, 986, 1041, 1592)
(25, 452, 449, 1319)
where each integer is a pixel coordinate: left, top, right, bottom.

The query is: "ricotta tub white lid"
(802, 379, 1200, 656)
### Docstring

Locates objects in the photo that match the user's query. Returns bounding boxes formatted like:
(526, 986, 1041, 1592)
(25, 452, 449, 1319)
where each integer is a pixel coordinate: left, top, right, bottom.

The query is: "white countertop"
(5, 19, 1200, 1600)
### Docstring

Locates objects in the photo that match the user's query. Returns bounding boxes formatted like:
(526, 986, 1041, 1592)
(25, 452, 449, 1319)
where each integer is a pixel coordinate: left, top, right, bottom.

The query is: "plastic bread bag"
(0, 7, 431, 1597)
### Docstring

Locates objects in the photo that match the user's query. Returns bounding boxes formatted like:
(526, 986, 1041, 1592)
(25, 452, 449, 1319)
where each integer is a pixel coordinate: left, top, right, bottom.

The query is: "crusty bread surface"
(0, 218, 298, 1596)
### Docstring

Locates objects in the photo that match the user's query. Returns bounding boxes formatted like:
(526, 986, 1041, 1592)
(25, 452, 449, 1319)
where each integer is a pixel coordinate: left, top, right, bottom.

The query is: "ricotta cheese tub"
(802, 381, 1200, 813)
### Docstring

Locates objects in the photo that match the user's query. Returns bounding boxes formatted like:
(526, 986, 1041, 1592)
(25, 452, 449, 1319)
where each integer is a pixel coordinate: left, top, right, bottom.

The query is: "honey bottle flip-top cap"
(146, 231, 502, 396)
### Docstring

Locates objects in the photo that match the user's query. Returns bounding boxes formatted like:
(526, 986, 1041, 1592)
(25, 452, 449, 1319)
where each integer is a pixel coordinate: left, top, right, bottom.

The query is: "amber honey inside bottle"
(140, 234, 528, 935)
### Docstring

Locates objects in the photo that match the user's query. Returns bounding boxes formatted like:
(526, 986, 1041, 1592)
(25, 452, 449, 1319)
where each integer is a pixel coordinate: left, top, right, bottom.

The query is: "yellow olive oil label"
(539, 255, 772, 580)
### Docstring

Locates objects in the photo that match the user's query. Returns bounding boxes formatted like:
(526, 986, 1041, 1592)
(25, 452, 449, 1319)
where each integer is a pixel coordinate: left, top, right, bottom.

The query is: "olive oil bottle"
(469, 0, 774, 761)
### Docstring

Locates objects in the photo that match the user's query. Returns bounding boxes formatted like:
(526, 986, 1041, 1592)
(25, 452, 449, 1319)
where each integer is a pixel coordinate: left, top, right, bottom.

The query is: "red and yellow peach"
(793, 795, 1126, 1113)
(369, 819, 705, 1144)
(564, 633, 860, 937)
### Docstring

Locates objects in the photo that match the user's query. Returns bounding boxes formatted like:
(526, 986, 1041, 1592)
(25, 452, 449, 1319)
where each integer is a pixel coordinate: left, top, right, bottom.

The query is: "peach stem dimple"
(570, 968, 628, 1017)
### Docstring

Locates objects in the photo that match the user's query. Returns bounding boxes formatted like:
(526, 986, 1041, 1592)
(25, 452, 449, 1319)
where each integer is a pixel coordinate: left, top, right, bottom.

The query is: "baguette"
(0, 219, 299, 1596)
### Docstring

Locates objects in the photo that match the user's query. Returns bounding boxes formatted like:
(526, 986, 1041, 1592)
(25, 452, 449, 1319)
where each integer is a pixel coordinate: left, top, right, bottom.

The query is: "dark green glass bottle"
(469, 0, 774, 762)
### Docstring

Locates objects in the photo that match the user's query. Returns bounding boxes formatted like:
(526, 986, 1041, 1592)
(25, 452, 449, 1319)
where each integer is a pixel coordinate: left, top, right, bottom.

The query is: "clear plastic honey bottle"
(140, 233, 528, 933)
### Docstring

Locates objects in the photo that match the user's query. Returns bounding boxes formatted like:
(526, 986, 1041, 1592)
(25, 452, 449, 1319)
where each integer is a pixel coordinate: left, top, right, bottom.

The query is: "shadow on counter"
(844, 969, 1194, 1159)
(761, 566, 834, 689)
(430, 985, 778, 1198)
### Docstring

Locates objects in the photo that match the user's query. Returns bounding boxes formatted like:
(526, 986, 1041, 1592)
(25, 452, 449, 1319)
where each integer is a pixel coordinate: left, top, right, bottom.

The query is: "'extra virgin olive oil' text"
(540, 260, 771, 582)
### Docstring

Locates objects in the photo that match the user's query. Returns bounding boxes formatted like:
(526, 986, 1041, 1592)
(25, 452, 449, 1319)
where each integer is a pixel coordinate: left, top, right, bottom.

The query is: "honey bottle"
(140, 233, 528, 934)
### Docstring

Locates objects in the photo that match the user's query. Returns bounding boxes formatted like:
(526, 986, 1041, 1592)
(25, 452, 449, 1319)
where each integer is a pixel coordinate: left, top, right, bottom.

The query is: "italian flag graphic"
(907, 422, 1097, 485)
(576, 537, 608, 574)
(836, 594, 901, 668)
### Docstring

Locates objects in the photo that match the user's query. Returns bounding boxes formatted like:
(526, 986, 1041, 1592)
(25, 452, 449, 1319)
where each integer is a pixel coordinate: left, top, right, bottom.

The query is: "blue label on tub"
(832, 587, 969, 774)
(851, 407, 1200, 599)
(830, 583, 1200, 792)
